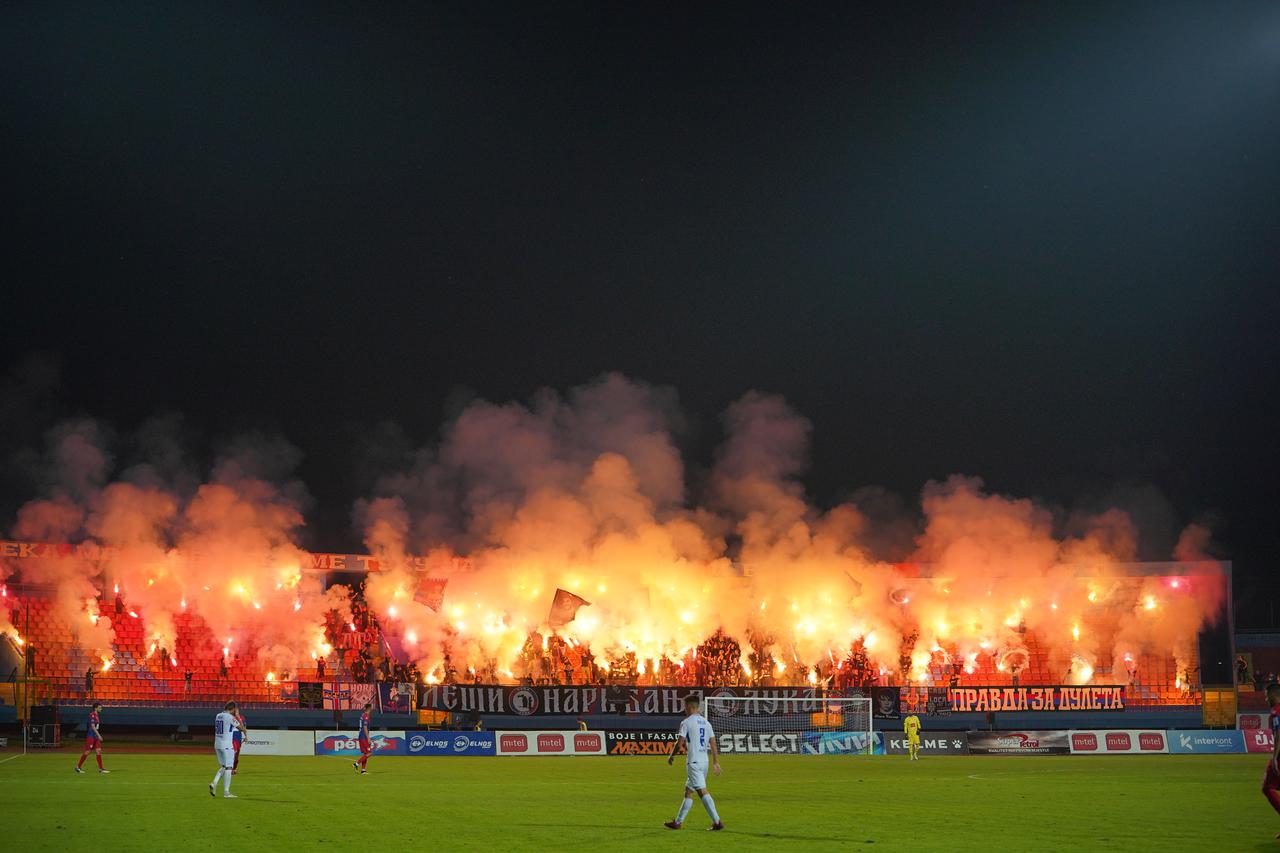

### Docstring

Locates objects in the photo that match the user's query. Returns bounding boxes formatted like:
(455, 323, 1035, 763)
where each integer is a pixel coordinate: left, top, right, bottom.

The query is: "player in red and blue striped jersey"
(75, 702, 110, 774)
(353, 702, 373, 774)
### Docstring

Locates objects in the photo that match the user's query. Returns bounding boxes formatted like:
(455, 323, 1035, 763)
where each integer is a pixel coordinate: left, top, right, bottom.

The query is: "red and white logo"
(537, 733, 565, 753)
(500, 734, 529, 753)
(574, 733, 602, 753)
(1071, 733, 1098, 751)
(1138, 732, 1165, 751)
(1105, 732, 1132, 751)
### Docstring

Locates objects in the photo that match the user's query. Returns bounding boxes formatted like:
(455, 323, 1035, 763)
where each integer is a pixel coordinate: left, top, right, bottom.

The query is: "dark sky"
(3, 4, 1278, 611)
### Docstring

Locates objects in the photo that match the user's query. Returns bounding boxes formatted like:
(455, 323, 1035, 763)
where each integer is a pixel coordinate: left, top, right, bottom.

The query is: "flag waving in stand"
(548, 588, 591, 627)
(414, 578, 448, 612)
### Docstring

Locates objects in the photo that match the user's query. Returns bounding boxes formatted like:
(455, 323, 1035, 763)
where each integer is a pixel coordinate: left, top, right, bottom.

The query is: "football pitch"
(0, 751, 1271, 852)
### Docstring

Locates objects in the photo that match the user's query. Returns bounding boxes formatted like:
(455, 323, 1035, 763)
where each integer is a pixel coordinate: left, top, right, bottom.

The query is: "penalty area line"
(0, 754, 24, 765)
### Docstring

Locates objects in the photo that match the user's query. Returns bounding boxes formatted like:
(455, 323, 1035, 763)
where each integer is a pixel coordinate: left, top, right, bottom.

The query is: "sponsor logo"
(410, 735, 427, 751)
(1105, 732, 1132, 751)
(315, 732, 407, 756)
(453, 736, 472, 753)
(1138, 732, 1164, 751)
(574, 733, 602, 752)
(1071, 733, 1098, 751)
(1169, 730, 1244, 754)
(500, 733, 529, 753)
(511, 688, 539, 716)
(969, 730, 1069, 755)
(537, 733, 565, 752)
(717, 733, 802, 754)
(805, 732, 883, 755)
(1248, 730, 1276, 753)
(611, 741, 671, 755)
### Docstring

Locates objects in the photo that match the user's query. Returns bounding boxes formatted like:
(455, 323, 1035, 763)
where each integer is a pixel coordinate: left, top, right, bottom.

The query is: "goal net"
(703, 695, 876, 756)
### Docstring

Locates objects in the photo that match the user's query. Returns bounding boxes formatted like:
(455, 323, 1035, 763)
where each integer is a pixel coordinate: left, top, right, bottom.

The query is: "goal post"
(703, 695, 877, 756)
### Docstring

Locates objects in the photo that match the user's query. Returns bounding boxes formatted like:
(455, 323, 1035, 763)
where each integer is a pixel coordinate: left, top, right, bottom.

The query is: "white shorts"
(685, 759, 709, 791)
(216, 745, 235, 767)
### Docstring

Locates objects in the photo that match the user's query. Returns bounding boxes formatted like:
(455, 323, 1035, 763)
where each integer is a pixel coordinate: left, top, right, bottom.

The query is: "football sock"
(77, 753, 87, 769)
(212, 768, 224, 786)
(224, 771, 232, 794)
(96, 754, 103, 770)
(676, 797, 693, 824)
(700, 794, 720, 824)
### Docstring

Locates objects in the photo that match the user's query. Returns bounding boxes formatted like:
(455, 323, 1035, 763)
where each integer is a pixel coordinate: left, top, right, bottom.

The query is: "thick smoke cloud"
(0, 369, 1224, 688)
(355, 374, 1225, 686)
(1, 419, 337, 675)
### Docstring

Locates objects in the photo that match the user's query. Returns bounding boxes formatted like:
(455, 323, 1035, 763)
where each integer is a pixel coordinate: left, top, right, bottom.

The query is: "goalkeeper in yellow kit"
(903, 714, 922, 760)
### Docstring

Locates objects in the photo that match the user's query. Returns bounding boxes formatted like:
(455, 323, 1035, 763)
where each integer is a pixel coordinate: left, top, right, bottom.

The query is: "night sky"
(3, 5, 1278, 619)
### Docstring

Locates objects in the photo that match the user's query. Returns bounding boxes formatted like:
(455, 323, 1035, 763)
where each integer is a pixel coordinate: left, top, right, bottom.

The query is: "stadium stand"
(3, 583, 1198, 709)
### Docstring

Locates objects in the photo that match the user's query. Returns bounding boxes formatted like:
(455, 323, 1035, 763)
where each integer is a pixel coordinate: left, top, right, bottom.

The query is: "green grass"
(0, 750, 1274, 852)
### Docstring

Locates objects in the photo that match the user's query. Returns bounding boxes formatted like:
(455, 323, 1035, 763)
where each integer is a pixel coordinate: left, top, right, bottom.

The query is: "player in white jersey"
(664, 694, 724, 831)
(210, 700, 244, 799)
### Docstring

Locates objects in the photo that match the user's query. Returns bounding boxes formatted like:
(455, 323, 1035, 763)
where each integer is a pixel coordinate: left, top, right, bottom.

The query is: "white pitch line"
(0, 754, 24, 765)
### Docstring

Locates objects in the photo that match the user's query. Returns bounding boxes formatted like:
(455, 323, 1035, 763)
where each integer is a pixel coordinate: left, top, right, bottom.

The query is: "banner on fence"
(298, 682, 323, 709)
(885, 732, 969, 755)
(240, 730, 315, 756)
(496, 730, 607, 756)
(871, 688, 900, 720)
(1068, 730, 1168, 754)
(314, 730, 408, 756)
(379, 682, 414, 714)
(967, 730, 1071, 755)
(949, 686, 1125, 713)
(406, 731, 496, 756)
(420, 685, 852, 717)
(321, 682, 377, 711)
(1166, 730, 1245, 754)
(606, 731, 680, 755)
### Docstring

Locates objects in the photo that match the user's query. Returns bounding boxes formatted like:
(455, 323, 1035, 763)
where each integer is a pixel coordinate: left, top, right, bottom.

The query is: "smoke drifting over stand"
(354, 374, 1223, 686)
(0, 373, 1222, 687)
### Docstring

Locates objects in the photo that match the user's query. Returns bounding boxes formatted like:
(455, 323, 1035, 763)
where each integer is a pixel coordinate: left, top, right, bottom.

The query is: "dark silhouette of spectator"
(184, 670, 193, 694)
(85, 666, 95, 696)
(316, 656, 326, 680)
